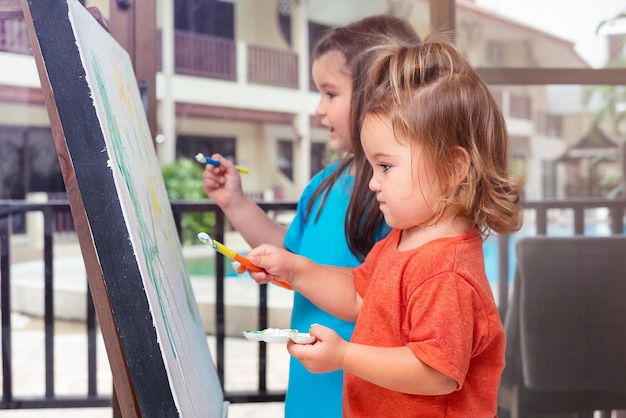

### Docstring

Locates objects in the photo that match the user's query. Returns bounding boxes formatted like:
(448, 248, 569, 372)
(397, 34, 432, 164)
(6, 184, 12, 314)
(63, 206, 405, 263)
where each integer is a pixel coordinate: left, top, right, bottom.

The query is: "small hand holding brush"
(194, 153, 249, 174)
(197, 232, 291, 290)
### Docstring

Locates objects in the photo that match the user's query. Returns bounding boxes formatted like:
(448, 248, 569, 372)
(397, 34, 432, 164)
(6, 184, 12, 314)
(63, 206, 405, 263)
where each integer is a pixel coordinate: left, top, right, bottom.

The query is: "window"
(509, 94, 532, 120)
(174, 0, 234, 39)
(486, 41, 505, 66)
(0, 126, 63, 199)
(277, 5, 330, 51)
(275, 6, 330, 91)
(0, 126, 64, 234)
(276, 140, 334, 181)
(310, 142, 327, 178)
(176, 135, 236, 163)
(277, 139, 293, 180)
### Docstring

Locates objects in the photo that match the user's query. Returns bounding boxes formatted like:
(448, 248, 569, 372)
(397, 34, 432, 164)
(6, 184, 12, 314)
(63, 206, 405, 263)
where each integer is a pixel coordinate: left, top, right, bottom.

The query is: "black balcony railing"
(0, 199, 297, 410)
(1, 198, 625, 411)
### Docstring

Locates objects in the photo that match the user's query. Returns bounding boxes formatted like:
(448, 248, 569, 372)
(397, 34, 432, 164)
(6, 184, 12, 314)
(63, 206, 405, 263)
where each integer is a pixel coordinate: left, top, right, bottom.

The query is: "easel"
(0, 4, 120, 416)
(7, 0, 228, 416)
(1, 4, 133, 416)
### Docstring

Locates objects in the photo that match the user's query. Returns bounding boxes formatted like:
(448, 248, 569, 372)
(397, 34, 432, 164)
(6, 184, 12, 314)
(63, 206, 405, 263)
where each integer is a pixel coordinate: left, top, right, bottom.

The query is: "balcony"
(172, 30, 237, 81)
(1, 20, 300, 90)
(163, 29, 299, 89)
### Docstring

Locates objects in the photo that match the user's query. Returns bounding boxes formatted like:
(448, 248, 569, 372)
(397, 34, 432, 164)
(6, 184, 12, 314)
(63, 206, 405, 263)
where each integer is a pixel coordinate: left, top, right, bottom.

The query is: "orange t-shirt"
(347, 228, 505, 418)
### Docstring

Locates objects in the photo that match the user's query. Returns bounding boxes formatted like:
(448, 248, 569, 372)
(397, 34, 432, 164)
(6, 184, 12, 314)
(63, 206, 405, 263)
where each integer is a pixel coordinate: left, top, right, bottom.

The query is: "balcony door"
(176, 135, 237, 164)
(174, 0, 234, 39)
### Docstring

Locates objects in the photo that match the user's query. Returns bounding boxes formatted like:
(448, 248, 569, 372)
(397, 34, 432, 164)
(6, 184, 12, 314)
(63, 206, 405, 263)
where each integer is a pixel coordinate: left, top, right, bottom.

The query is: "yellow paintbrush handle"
(212, 240, 237, 259)
(212, 238, 291, 289)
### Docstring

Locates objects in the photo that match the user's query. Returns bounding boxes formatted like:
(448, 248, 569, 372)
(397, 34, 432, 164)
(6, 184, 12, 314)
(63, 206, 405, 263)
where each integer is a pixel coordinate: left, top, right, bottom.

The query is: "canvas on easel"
(20, 0, 227, 416)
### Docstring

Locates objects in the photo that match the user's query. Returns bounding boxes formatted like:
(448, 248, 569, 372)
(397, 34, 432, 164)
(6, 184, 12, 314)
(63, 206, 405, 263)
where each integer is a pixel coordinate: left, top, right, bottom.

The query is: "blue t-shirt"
(283, 162, 383, 418)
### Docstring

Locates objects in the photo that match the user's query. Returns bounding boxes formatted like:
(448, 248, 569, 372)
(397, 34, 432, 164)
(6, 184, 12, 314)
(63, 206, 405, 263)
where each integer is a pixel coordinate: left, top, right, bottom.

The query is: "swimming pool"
(185, 256, 239, 277)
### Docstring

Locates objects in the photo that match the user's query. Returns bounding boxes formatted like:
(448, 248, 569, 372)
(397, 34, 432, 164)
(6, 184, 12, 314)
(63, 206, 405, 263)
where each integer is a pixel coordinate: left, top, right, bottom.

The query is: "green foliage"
(162, 158, 215, 244)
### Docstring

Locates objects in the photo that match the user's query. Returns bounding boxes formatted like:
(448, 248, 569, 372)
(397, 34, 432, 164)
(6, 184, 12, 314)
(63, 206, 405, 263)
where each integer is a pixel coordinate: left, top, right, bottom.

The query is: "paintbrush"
(195, 153, 249, 174)
(197, 232, 291, 290)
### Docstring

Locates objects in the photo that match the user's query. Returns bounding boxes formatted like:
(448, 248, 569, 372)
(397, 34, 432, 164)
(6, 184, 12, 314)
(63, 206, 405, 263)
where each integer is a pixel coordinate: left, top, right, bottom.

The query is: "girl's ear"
(451, 146, 471, 187)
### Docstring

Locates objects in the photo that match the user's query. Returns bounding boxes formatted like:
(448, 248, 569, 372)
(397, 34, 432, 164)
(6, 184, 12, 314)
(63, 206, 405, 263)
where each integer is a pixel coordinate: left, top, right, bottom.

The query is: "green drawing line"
(91, 55, 184, 357)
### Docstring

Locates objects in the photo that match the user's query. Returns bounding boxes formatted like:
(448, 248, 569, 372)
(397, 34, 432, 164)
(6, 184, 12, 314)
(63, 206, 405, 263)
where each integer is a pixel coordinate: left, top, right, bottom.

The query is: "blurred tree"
(162, 158, 215, 244)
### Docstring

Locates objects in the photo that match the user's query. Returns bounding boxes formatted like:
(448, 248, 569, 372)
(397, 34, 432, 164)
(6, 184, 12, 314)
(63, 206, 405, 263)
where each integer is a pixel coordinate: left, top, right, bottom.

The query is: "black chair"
(498, 235, 626, 418)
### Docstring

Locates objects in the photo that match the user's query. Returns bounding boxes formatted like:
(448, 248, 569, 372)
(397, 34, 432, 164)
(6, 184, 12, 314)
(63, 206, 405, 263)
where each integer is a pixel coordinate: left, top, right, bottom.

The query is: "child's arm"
(289, 325, 458, 396)
(202, 154, 286, 247)
(247, 245, 362, 321)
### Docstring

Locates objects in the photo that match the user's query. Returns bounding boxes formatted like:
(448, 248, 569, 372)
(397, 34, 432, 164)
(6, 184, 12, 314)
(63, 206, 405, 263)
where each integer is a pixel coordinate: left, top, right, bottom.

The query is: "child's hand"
(287, 324, 348, 374)
(202, 153, 244, 207)
(246, 244, 298, 286)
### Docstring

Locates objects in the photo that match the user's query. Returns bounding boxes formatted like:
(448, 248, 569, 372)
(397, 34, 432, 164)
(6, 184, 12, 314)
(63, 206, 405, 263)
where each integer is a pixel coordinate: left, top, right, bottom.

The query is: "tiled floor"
(0, 403, 286, 417)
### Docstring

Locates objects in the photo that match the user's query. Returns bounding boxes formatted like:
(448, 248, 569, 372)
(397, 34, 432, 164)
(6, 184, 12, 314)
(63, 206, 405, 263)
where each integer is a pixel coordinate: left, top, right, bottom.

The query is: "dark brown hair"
(305, 14, 421, 260)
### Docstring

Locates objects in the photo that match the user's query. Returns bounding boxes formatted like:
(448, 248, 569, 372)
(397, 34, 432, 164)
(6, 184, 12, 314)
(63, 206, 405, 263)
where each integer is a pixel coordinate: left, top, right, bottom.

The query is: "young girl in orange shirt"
(246, 31, 523, 417)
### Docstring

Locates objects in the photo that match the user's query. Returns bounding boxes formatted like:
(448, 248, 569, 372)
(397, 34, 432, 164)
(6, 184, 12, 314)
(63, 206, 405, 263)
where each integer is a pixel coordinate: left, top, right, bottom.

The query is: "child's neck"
(398, 215, 473, 251)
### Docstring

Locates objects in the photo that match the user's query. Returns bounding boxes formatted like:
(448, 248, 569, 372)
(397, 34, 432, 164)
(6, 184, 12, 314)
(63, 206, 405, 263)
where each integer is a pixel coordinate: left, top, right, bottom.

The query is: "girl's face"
(361, 114, 439, 232)
(312, 51, 353, 153)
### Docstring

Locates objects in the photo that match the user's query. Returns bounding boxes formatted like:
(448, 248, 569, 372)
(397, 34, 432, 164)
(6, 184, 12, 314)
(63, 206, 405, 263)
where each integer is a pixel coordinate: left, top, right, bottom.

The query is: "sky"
(476, 0, 626, 67)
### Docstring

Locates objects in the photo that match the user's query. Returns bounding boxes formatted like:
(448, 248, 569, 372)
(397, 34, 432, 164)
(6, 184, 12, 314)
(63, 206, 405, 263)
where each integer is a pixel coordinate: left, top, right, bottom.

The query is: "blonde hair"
(361, 31, 523, 235)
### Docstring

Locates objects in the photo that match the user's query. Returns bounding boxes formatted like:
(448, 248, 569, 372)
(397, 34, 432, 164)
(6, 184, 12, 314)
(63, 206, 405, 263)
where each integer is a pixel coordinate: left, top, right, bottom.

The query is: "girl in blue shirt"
(203, 15, 419, 418)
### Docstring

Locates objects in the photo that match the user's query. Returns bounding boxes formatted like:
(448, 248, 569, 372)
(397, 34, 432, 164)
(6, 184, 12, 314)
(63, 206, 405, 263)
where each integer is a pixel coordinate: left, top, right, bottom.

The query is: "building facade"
(0, 0, 621, 209)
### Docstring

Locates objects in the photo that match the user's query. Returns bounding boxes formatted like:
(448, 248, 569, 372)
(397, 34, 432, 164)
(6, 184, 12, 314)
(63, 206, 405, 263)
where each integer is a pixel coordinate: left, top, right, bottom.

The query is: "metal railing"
(2, 21, 300, 89)
(0, 199, 297, 409)
(157, 29, 300, 87)
(170, 200, 298, 404)
(1, 198, 625, 410)
(247, 44, 298, 89)
(0, 201, 109, 409)
(495, 198, 626, 318)
(173, 30, 237, 80)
